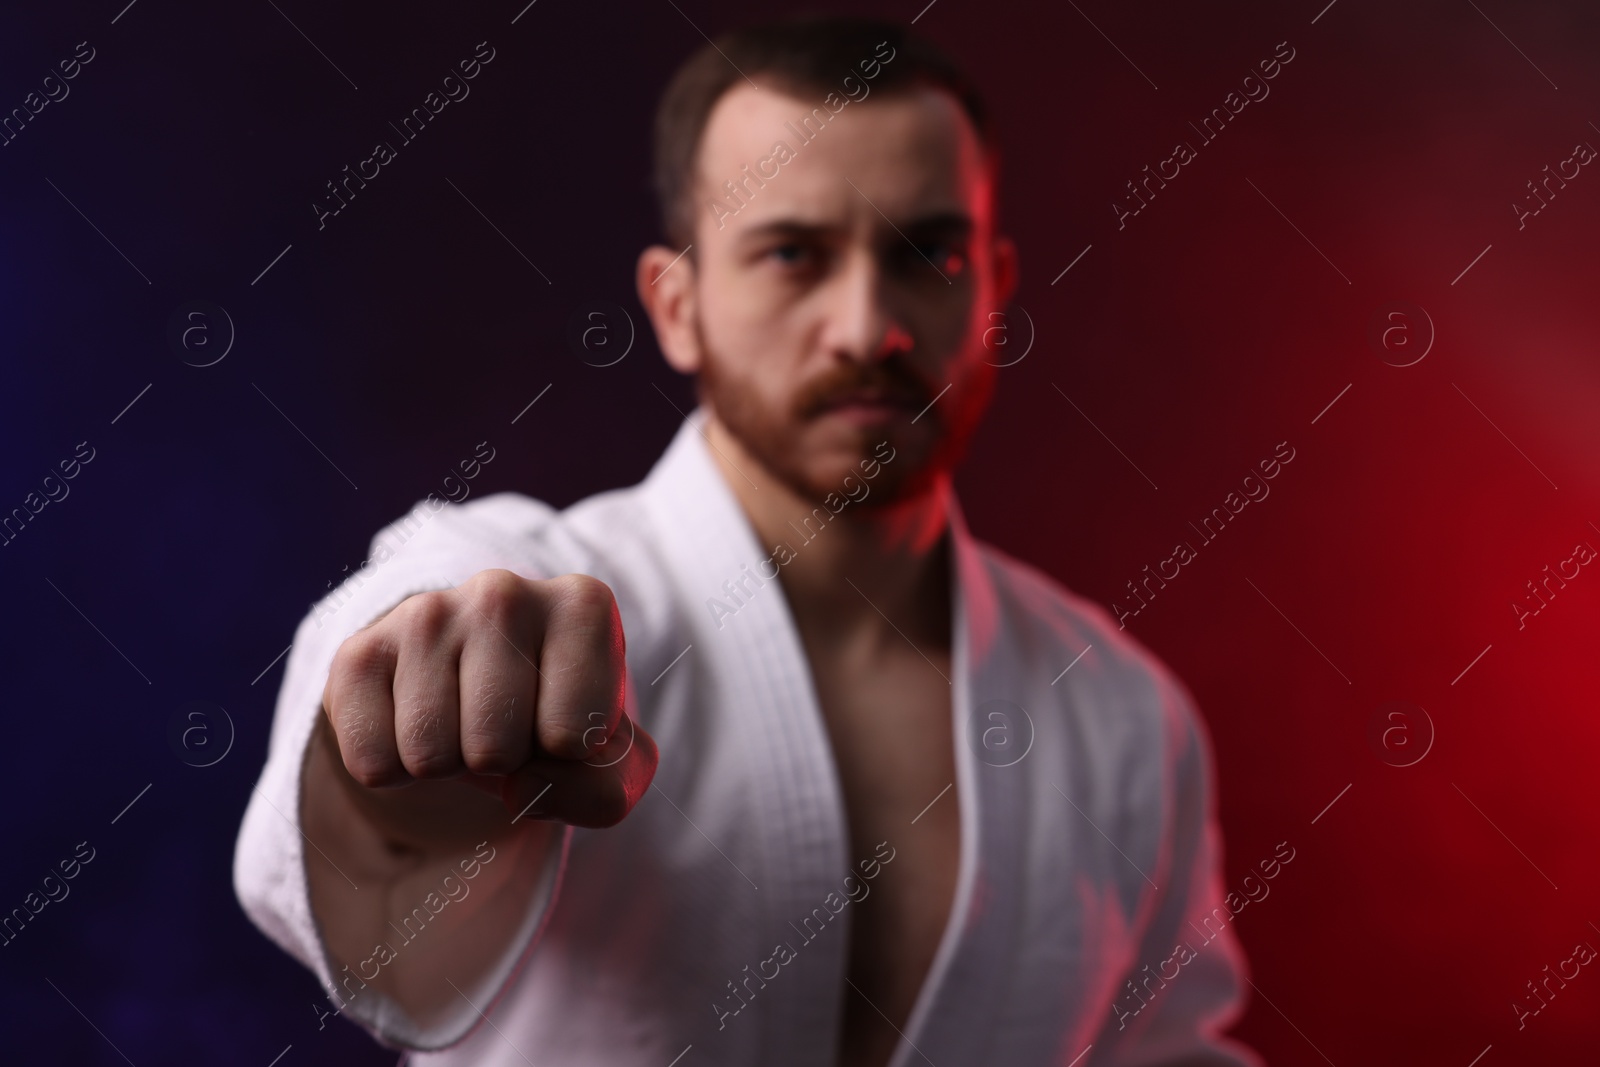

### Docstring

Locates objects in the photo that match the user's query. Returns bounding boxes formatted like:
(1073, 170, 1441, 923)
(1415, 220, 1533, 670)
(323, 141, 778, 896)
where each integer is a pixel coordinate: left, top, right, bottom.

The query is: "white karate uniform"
(234, 405, 1264, 1067)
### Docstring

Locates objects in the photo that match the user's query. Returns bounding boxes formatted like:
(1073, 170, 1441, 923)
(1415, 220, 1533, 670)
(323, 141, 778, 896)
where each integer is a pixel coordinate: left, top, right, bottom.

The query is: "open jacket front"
(234, 405, 1263, 1067)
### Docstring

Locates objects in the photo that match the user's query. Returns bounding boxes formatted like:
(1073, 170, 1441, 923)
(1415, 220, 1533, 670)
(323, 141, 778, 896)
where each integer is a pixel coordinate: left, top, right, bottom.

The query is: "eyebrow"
(899, 211, 974, 237)
(736, 219, 833, 246)
(736, 211, 975, 247)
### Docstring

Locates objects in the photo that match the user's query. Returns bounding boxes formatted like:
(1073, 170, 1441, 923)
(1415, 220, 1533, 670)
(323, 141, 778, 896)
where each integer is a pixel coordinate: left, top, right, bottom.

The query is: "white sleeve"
(1089, 675, 1266, 1067)
(231, 495, 574, 1050)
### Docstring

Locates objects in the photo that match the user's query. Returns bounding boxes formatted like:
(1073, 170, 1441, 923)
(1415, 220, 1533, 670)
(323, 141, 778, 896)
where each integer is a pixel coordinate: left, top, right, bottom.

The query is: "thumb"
(457, 770, 506, 799)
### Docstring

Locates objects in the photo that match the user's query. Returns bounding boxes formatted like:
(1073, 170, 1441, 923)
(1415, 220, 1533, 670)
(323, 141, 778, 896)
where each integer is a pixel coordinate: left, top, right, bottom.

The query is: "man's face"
(683, 80, 1015, 507)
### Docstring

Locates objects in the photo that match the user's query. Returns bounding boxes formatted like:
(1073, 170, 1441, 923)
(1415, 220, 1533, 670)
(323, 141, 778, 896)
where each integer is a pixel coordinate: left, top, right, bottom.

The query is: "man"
(235, 15, 1264, 1067)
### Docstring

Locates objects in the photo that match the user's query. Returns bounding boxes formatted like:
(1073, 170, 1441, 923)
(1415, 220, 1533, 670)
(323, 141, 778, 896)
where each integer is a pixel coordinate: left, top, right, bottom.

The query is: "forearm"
(301, 713, 560, 1029)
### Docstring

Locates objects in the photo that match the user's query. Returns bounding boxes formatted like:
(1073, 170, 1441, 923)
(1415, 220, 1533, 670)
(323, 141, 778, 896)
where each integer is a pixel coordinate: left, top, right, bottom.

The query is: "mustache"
(796, 360, 931, 417)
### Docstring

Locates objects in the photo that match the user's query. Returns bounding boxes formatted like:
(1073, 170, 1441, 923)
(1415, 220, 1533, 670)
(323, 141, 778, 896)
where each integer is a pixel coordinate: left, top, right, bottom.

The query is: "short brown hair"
(651, 13, 998, 250)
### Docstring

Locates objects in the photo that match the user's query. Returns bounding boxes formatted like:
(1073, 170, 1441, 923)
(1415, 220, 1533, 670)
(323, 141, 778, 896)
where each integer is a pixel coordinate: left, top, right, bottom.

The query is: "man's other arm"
(1088, 677, 1266, 1067)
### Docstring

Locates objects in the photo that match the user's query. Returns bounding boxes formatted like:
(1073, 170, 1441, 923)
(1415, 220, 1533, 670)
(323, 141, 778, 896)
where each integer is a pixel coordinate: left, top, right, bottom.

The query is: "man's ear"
(636, 243, 701, 375)
(991, 233, 1019, 311)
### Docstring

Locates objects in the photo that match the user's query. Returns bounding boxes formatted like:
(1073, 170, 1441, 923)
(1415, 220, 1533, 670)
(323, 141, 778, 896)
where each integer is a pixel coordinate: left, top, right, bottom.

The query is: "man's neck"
(702, 413, 954, 655)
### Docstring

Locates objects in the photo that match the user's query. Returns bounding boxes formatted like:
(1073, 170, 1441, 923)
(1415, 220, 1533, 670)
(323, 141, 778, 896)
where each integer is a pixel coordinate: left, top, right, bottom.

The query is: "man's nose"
(821, 252, 913, 362)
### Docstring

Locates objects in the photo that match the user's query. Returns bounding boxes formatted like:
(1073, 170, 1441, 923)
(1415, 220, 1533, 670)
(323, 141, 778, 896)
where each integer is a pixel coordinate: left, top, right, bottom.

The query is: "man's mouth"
(816, 390, 923, 424)
(819, 390, 920, 411)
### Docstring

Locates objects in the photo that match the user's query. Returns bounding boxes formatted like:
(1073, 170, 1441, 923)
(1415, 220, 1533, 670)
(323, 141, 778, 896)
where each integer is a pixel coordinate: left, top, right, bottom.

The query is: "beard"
(690, 315, 994, 509)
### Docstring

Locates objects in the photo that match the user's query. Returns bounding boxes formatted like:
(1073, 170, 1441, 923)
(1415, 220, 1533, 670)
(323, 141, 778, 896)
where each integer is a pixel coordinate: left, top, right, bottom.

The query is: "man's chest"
(803, 639, 963, 1063)
(808, 645, 959, 846)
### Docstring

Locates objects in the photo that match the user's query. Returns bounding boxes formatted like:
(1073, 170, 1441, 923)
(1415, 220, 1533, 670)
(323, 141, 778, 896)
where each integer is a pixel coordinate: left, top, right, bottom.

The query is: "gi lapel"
(637, 408, 1029, 1066)
(889, 495, 1030, 1066)
(639, 406, 854, 1064)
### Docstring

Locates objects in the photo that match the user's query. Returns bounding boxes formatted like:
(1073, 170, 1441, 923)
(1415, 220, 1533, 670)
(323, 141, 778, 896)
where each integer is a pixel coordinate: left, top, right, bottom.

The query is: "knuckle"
(395, 592, 454, 645)
(461, 743, 518, 775)
(538, 716, 590, 759)
(549, 573, 618, 628)
(466, 569, 530, 627)
(467, 673, 522, 726)
(347, 765, 395, 790)
(333, 708, 398, 782)
(343, 746, 403, 789)
(399, 744, 463, 779)
(331, 631, 391, 688)
(395, 698, 461, 777)
(461, 721, 523, 774)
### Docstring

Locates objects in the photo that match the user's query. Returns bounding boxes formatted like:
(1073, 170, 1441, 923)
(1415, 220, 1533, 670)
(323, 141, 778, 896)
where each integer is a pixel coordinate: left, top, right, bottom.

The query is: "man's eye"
(768, 243, 810, 265)
(915, 243, 966, 275)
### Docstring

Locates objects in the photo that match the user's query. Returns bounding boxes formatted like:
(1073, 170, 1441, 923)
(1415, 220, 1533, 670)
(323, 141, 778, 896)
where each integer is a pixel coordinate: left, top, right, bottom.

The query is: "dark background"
(3, 0, 1598, 1062)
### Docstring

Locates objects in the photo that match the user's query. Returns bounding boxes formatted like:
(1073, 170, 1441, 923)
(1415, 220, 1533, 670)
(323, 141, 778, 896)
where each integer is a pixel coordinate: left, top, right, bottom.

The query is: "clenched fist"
(320, 569, 658, 829)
